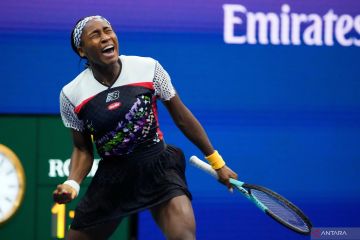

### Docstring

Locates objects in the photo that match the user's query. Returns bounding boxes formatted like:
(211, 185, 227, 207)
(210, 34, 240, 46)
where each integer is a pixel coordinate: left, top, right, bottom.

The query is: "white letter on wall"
(223, 4, 247, 44)
(49, 159, 64, 177)
(303, 14, 323, 46)
(323, 10, 338, 46)
(354, 15, 360, 46)
(335, 14, 354, 46)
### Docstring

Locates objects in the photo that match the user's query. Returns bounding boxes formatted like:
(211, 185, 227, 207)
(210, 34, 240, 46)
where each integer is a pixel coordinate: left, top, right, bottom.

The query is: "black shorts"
(71, 142, 192, 230)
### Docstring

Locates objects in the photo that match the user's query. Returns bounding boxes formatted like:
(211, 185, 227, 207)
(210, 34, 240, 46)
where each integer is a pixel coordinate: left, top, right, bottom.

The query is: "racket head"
(242, 183, 312, 235)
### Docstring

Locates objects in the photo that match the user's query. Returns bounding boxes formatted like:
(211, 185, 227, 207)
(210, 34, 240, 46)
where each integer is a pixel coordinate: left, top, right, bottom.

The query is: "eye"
(105, 29, 113, 34)
(90, 33, 100, 39)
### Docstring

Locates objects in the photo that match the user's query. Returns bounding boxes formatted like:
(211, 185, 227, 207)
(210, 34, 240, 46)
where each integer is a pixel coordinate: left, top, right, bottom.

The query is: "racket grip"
(190, 155, 219, 180)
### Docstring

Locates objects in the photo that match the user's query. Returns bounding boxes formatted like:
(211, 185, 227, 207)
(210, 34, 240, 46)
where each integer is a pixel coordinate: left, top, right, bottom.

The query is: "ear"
(77, 47, 86, 58)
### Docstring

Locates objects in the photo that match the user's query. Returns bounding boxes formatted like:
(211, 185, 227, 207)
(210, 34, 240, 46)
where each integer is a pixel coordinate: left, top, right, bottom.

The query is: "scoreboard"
(0, 115, 132, 240)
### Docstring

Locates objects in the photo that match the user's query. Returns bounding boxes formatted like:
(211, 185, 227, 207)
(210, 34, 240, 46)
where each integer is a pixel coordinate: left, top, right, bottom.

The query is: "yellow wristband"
(205, 150, 226, 170)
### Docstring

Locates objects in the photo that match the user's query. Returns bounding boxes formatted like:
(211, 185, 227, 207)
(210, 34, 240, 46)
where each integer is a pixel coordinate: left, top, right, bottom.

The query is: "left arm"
(162, 95, 238, 188)
(162, 95, 213, 156)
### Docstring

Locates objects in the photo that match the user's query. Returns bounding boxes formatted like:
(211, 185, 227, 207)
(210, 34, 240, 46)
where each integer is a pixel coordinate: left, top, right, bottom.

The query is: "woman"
(53, 16, 237, 240)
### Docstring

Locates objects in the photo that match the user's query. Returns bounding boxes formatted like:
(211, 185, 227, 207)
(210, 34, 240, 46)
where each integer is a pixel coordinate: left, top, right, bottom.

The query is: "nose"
(101, 33, 111, 43)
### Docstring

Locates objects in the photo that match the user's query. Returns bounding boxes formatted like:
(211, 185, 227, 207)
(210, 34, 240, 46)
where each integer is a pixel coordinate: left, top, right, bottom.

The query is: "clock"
(0, 144, 25, 224)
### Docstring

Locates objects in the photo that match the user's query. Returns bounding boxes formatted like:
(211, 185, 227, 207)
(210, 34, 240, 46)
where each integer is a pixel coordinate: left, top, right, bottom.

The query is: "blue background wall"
(1, 0, 359, 239)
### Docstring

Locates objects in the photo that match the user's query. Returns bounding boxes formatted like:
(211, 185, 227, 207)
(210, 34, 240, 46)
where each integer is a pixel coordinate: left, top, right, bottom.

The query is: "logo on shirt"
(106, 90, 120, 102)
(107, 102, 122, 111)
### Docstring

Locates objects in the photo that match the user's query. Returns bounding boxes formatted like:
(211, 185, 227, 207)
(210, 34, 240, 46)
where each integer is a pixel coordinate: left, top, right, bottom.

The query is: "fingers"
(226, 166, 238, 179)
(219, 177, 233, 193)
(53, 191, 72, 204)
(230, 171, 238, 180)
(216, 165, 238, 191)
(217, 172, 232, 189)
(53, 184, 75, 204)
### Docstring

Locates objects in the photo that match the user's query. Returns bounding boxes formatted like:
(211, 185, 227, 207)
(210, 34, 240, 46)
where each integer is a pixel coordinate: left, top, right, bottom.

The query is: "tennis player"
(53, 15, 237, 240)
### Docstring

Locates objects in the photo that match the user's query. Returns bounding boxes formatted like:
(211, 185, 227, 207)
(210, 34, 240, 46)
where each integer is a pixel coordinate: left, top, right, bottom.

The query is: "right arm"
(53, 129, 94, 204)
(67, 130, 94, 184)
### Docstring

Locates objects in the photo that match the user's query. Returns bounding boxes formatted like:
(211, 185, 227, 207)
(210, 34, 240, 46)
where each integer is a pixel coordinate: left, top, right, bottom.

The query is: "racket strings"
(251, 189, 309, 232)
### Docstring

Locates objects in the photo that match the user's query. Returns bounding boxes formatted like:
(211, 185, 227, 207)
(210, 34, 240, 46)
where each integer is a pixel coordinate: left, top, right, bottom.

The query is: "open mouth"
(102, 45, 115, 56)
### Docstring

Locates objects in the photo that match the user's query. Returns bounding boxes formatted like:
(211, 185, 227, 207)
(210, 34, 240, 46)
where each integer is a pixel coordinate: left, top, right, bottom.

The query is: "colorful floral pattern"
(95, 95, 160, 156)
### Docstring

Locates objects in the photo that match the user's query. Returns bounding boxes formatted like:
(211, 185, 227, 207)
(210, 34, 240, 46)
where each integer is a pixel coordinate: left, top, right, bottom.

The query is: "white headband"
(72, 16, 111, 48)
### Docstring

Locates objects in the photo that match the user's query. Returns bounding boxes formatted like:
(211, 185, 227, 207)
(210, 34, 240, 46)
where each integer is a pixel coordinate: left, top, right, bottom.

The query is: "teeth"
(102, 45, 114, 52)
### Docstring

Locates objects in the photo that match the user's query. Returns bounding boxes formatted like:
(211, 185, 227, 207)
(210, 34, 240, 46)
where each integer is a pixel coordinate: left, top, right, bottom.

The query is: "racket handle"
(189, 155, 219, 180)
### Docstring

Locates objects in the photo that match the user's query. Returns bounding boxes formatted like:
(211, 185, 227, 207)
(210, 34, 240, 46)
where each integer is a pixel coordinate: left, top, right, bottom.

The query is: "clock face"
(0, 144, 25, 224)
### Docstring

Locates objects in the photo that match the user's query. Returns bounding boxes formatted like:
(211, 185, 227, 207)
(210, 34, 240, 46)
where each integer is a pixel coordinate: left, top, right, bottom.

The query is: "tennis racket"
(190, 155, 312, 235)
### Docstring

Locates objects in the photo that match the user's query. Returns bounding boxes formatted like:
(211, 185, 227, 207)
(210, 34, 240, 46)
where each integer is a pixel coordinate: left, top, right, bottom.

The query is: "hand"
(53, 184, 77, 204)
(216, 165, 238, 190)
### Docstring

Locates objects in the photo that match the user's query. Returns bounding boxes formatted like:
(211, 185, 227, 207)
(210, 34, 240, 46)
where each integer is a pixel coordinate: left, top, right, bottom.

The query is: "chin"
(102, 56, 119, 66)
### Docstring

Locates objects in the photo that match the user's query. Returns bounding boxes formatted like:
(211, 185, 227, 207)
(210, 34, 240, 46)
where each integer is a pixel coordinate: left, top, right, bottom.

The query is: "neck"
(90, 59, 122, 87)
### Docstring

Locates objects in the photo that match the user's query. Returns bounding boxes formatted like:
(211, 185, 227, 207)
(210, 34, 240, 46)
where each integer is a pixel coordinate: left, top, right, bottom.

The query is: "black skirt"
(71, 141, 192, 230)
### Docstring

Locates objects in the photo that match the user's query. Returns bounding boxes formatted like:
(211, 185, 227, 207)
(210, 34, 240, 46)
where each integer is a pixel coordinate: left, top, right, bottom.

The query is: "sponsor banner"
(48, 159, 100, 178)
(223, 4, 360, 47)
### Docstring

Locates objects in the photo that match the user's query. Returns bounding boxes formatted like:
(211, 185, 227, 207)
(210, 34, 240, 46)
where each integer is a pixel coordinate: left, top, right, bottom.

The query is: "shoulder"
(61, 68, 92, 101)
(120, 55, 157, 72)
(121, 55, 157, 65)
(118, 55, 160, 85)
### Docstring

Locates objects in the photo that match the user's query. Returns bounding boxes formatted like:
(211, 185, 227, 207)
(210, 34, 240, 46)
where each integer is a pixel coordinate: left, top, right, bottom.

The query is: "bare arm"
(67, 129, 94, 184)
(53, 129, 94, 203)
(163, 95, 238, 187)
(162, 95, 214, 156)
